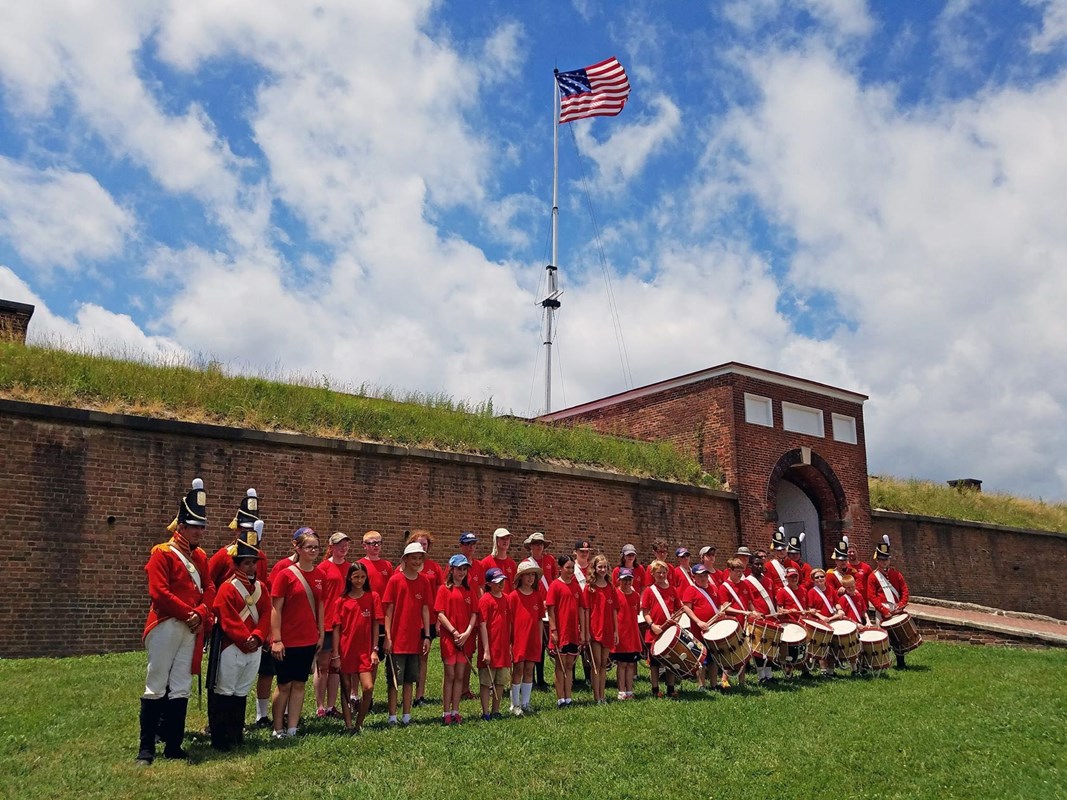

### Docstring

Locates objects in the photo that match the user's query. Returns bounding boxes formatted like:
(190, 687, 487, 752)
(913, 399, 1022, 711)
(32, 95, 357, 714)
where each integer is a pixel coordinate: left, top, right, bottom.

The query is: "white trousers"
(213, 643, 259, 697)
(143, 618, 195, 700)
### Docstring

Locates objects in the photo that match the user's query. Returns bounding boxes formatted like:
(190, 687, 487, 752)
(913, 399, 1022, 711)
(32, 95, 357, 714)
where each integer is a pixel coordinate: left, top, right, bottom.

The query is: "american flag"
(555, 56, 630, 124)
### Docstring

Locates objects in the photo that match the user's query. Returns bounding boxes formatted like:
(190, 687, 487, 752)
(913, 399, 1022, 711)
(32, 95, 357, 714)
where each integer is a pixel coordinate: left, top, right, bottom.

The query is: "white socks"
(511, 684, 521, 707)
(520, 682, 533, 707)
(256, 699, 270, 718)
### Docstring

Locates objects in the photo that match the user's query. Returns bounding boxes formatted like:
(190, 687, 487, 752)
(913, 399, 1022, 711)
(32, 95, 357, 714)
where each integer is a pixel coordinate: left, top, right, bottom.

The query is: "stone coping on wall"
(871, 508, 1067, 539)
(0, 398, 736, 500)
(909, 601, 1067, 648)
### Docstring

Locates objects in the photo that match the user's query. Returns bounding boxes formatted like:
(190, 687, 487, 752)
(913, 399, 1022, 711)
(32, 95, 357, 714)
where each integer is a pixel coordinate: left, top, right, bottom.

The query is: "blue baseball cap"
(293, 526, 315, 540)
(485, 568, 506, 584)
(618, 568, 634, 580)
(459, 532, 478, 545)
(448, 554, 471, 568)
(692, 564, 708, 575)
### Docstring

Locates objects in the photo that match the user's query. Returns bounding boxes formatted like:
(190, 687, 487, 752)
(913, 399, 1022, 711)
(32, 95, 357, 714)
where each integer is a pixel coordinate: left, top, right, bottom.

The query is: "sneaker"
(564, 698, 573, 706)
(316, 707, 327, 718)
(491, 712, 503, 720)
(134, 750, 154, 767)
(481, 713, 492, 722)
(255, 716, 272, 729)
(521, 704, 532, 714)
(442, 716, 452, 726)
(557, 699, 566, 708)
(271, 730, 287, 740)
(511, 705, 524, 717)
(326, 707, 343, 719)
(651, 687, 662, 699)
(452, 713, 463, 724)
(413, 696, 427, 707)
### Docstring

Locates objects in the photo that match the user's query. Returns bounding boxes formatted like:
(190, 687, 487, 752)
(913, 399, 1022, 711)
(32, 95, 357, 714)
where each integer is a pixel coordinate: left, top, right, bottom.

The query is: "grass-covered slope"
(0, 341, 718, 487)
(869, 475, 1067, 533)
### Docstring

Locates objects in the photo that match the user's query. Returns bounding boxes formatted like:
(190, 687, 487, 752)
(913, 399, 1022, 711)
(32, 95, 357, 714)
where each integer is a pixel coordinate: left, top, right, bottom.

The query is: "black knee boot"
(209, 693, 230, 751)
(231, 696, 247, 748)
(136, 698, 165, 765)
(162, 697, 189, 759)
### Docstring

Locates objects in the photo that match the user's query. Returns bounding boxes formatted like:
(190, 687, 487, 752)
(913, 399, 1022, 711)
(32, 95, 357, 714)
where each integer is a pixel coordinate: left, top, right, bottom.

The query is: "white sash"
(650, 584, 671, 620)
(287, 564, 319, 623)
(171, 546, 202, 594)
(231, 577, 262, 624)
(722, 581, 745, 610)
(680, 566, 696, 588)
(744, 575, 776, 613)
(575, 563, 587, 589)
(875, 570, 899, 605)
(770, 559, 787, 583)
(813, 586, 834, 615)
(843, 593, 862, 621)
(693, 585, 719, 615)
(535, 558, 551, 593)
(782, 586, 805, 612)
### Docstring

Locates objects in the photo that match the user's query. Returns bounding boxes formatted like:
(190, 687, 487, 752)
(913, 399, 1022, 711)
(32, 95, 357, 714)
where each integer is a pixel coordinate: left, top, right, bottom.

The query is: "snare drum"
(882, 613, 922, 655)
(651, 625, 704, 678)
(859, 629, 892, 671)
(830, 619, 860, 662)
(749, 618, 783, 656)
(703, 619, 751, 673)
(777, 622, 809, 666)
(802, 618, 834, 659)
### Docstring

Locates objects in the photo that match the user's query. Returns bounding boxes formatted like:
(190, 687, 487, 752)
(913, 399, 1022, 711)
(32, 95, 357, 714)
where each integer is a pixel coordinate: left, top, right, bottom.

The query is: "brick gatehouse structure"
(538, 363, 872, 566)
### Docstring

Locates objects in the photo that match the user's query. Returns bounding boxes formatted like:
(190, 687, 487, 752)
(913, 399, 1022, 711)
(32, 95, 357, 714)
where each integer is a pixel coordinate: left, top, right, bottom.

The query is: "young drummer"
(207, 526, 271, 751)
(333, 562, 382, 733)
(835, 574, 866, 674)
(680, 563, 726, 691)
(435, 554, 478, 725)
(546, 554, 588, 707)
(478, 568, 513, 720)
(269, 528, 325, 739)
(806, 568, 842, 676)
(137, 478, 214, 765)
(584, 554, 619, 705)
(868, 535, 912, 668)
(641, 559, 680, 699)
(774, 567, 807, 678)
(612, 568, 642, 700)
(509, 558, 546, 715)
(382, 541, 432, 726)
(744, 553, 780, 684)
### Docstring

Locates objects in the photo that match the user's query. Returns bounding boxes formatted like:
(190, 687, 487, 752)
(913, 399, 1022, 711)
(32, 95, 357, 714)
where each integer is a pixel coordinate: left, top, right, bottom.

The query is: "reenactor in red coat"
(137, 478, 214, 765)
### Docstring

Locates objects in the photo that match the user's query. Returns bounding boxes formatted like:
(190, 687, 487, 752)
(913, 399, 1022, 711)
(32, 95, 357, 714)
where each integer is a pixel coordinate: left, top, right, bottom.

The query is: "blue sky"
(3, 0, 1067, 500)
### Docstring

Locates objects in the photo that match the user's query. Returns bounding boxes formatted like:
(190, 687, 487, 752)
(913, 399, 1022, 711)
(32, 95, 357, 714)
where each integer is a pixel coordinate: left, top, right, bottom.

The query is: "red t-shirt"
(547, 578, 587, 647)
(359, 557, 394, 597)
(480, 555, 517, 591)
(614, 588, 642, 653)
(419, 559, 445, 599)
(744, 574, 777, 615)
(271, 564, 324, 647)
(319, 559, 349, 628)
(775, 585, 807, 622)
(269, 554, 299, 589)
(509, 588, 546, 663)
(335, 591, 383, 673)
(717, 579, 754, 619)
(478, 591, 512, 668)
(584, 582, 619, 647)
(683, 583, 720, 623)
(838, 591, 867, 624)
(435, 583, 478, 659)
(807, 586, 837, 617)
(640, 583, 680, 643)
(382, 571, 431, 655)
(461, 552, 486, 594)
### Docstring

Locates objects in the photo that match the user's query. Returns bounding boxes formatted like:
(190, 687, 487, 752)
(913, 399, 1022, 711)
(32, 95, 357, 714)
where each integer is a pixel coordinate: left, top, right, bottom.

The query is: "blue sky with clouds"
(3, 1, 1067, 500)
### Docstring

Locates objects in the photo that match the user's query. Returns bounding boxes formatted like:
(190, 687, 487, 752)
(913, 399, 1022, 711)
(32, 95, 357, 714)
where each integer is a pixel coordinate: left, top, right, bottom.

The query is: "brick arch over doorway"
(766, 449, 849, 560)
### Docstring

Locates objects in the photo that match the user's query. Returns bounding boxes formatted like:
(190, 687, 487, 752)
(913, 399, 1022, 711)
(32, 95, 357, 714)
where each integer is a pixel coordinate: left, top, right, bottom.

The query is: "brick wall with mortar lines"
(874, 511, 1067, 619)
(546, 373, 871, 562)
(0, 400, 739, 658)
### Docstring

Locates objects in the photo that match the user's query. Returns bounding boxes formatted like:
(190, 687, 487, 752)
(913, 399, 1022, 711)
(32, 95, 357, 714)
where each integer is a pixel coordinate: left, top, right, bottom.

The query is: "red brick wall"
(0, 400, 739, 658)
(915, 620, 1056, 649)
(545, 372, 872, 563)
(874, 511, 1067, 619)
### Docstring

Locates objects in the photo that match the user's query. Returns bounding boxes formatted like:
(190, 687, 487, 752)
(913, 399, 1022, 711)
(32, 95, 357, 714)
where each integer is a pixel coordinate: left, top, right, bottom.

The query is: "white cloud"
(572, 95, 682, 191)
(723, 0, 873, 39)
(0, 265, 186, 359)
(1026, 0, 1067, 52)
(700, 44, 1067, 497)
(0, 158, 134, 270)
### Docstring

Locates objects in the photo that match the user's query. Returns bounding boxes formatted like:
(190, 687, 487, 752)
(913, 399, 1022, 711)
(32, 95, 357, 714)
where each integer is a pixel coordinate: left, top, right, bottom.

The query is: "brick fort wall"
(0, 399, 739, 658)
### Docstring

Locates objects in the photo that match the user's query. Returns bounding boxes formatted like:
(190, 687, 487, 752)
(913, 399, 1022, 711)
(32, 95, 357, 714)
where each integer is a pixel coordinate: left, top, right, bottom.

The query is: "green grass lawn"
(1, 644, 1065, 799)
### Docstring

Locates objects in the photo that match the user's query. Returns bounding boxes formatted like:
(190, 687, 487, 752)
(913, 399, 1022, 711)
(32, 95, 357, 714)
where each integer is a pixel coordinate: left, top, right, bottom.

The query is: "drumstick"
(385, 652, 399, 693)
(586, 643, 600, 679)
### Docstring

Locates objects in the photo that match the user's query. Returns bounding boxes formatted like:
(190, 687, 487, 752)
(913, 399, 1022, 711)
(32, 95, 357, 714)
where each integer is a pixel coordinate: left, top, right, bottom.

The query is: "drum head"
(831, 620, 858, 635)
(651, 627, 679, 656)
(780, 623, 807, 644)
(859, 630, 889, 643)
(705, 619, 739, 641)
(803, 618, 833, 632)
(883, 613, 909, 627)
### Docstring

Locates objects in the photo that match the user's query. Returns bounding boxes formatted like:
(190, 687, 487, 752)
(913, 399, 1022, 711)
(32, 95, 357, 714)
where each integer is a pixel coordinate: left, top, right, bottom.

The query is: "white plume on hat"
(254, 519, 264, 544)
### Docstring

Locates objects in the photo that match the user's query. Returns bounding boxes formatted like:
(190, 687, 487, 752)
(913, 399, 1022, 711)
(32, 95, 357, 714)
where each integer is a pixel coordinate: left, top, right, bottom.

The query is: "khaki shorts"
(478, 665, 511, 686)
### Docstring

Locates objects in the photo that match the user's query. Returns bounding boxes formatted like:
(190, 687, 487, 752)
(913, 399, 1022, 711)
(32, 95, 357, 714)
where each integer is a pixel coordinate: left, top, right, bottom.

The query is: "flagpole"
(543, 71, 562, 414)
